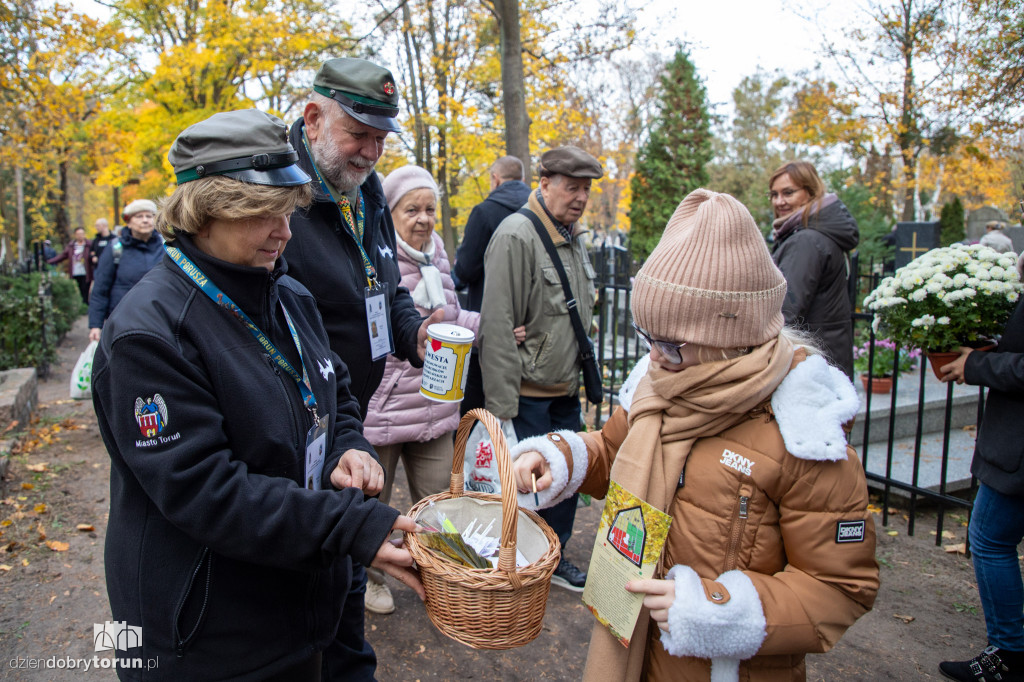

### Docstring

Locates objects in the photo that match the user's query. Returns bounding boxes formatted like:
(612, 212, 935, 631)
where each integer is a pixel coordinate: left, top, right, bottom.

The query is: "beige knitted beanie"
(631, 189, 787, 349)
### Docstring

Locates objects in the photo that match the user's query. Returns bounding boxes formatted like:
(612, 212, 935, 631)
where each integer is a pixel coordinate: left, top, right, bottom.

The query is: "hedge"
(0, 272, 85, 371)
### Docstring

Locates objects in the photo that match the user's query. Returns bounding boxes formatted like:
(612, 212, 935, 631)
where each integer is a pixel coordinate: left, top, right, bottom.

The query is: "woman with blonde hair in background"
(768, 160, 859, 379)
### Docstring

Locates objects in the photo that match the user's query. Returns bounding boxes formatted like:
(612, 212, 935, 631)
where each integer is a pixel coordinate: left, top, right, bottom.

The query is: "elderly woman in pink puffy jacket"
(363, 165, 521, 615)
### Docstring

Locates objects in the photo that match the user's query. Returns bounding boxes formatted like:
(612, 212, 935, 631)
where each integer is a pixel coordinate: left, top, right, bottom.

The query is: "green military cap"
(539, 146, 604, 179)
(169, 109, 311, 187)
(313, 58, 401, 133)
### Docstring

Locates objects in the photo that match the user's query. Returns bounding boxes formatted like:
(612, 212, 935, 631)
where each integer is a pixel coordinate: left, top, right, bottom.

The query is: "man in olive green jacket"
(478, 146, 602, 592)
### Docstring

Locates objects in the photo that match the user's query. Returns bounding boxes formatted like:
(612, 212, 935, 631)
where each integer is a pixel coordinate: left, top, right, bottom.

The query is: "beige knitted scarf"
(582, 336, 797, 682)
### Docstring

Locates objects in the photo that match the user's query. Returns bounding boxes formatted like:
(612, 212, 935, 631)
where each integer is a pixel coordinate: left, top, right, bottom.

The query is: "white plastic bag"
(70, 340, 98, 400)
(463, 418, 518, 494)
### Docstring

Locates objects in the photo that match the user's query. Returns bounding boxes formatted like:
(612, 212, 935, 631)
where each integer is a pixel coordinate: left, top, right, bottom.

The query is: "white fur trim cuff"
(661, 565, 766, 668)
(771, 354, 858, 461)
(510, 430, 587, 510)
(617, 355, 650, 412)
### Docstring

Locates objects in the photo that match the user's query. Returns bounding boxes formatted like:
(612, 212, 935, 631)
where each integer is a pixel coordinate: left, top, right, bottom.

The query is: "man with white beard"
(286, 57, 441, 681)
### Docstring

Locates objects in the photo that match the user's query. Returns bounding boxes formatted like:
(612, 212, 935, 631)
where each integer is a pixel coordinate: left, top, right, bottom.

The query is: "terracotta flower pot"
(861, 373, 894, 394)
(927, 343, 996, 380)
(926, 351, 961, 380)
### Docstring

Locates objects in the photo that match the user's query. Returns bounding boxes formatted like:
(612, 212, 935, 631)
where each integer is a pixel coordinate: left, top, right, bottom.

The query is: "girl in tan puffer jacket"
(512, 189, 878, 682)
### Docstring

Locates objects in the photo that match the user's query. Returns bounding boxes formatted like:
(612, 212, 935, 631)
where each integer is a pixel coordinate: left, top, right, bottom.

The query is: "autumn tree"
(805, 0, 1020, 222)
(628, 47, 712, 260)
(962, 0, 1024, 105)
(482, 0, 531, 176)
(708, 71, 796, 231)
(0, 0, 127, 255)
(99, 0, 354, 202)
(375, 0, 637, 252)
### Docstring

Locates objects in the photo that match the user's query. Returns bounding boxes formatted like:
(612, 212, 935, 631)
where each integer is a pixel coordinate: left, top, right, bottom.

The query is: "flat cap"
(168, 109, 310, 187)
(314, 58, 401, 133)
(539, 146, 603, 179)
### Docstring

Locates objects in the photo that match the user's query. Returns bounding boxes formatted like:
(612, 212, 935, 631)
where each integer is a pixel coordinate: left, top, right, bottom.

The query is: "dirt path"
(0, 315, 1009, 680)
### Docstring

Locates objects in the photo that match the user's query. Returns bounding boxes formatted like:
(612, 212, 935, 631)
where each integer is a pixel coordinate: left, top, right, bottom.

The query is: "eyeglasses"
(767, 187, 804, 201)
(632, 322, 688, 364)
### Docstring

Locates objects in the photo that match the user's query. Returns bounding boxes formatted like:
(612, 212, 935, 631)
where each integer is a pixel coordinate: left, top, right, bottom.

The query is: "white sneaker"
(365, 581, 395, 615)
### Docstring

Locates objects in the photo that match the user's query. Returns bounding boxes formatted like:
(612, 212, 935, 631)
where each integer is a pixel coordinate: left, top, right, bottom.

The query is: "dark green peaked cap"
(169, 109, 311, 186)
(313, 58, 401, 133)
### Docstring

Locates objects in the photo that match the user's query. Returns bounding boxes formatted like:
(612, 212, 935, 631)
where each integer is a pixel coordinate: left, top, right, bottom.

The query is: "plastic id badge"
(365, 283, 394, 361)
(304, 418, 329, 490)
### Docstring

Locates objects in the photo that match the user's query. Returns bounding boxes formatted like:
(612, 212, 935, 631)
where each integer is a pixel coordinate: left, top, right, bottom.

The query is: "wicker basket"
(405, 408, 560, 650)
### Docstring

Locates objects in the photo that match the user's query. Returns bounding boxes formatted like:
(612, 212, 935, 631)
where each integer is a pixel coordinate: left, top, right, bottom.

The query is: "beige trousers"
(368, 433, 454, 586)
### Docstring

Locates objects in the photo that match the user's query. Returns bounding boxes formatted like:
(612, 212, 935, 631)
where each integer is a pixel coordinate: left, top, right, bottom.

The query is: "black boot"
(939, 646, 1024, 681)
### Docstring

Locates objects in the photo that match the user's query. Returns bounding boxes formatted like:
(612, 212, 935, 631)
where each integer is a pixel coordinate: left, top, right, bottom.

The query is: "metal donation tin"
(420, 323, 475, 402)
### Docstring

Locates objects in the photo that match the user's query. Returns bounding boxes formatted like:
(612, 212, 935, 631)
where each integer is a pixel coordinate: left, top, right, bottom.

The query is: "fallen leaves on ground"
(944, 543, 967, 554)
(894, 614, 915, 624)
(10, 418, 82, 457)
(76, 524, 94, 532)
(45, 541, 69, 552)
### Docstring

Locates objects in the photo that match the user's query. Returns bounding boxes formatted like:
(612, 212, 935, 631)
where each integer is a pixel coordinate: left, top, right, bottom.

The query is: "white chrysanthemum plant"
(863, 244, 1022, 354)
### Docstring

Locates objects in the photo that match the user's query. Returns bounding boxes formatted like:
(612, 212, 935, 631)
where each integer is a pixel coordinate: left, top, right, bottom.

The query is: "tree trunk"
(898, 0, 918, 222)
(401, 1, 428, 166)
(54, 159, 70, 242)
(494, 0, 531, 178)
(16, 166, 26, 261)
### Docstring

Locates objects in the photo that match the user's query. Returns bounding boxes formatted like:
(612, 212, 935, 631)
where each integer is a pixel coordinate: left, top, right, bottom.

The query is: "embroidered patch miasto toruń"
(134, 395, 168, 437)
(134, 394, 180, 448)
(835, 520, 866, 543)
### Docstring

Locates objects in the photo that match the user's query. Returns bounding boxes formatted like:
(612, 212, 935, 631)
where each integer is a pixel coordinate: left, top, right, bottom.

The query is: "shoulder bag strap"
(517, 208, 595, 366)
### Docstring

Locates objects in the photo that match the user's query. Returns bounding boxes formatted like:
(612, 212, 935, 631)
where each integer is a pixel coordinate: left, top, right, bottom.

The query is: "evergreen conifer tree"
(628, 48, 712, 261)
(939, 197, 965, 246)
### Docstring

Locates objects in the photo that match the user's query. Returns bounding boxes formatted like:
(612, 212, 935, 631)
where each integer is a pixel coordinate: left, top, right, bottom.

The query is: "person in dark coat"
(88, 200, 164, 342)
(936, 251, 1024, 681)
(284, 57, 441, 677)
(768, 160, 859, 379)
(92, 109, 423, 681)
(48, 227, 93, 303)
(91, 218, 114, 266)
(453, 155, 531, 415)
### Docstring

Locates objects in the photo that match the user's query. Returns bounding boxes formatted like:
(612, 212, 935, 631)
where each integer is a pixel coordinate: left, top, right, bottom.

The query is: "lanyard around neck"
(164, 245, 320, 423)
(301, 130, 377, 287)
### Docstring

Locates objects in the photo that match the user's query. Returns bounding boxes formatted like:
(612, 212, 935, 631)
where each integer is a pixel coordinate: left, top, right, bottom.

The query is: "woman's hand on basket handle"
(372, 515, 425, 601)
(513, 451, 552, 494)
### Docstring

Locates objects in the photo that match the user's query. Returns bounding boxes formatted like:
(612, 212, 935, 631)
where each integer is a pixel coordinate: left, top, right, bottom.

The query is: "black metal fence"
(587, 245, 979, 543)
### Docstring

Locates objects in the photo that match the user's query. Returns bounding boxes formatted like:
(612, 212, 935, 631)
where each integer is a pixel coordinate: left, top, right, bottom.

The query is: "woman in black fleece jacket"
(92, 110, 422, 682)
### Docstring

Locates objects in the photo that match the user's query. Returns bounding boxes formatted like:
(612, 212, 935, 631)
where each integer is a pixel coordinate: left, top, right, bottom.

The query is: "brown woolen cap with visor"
(168, 109, 311, 187)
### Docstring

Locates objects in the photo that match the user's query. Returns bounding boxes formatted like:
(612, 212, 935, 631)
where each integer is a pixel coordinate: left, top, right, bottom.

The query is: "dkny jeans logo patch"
(720, 448, 754, 476)
(835, 520, 866, 543)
